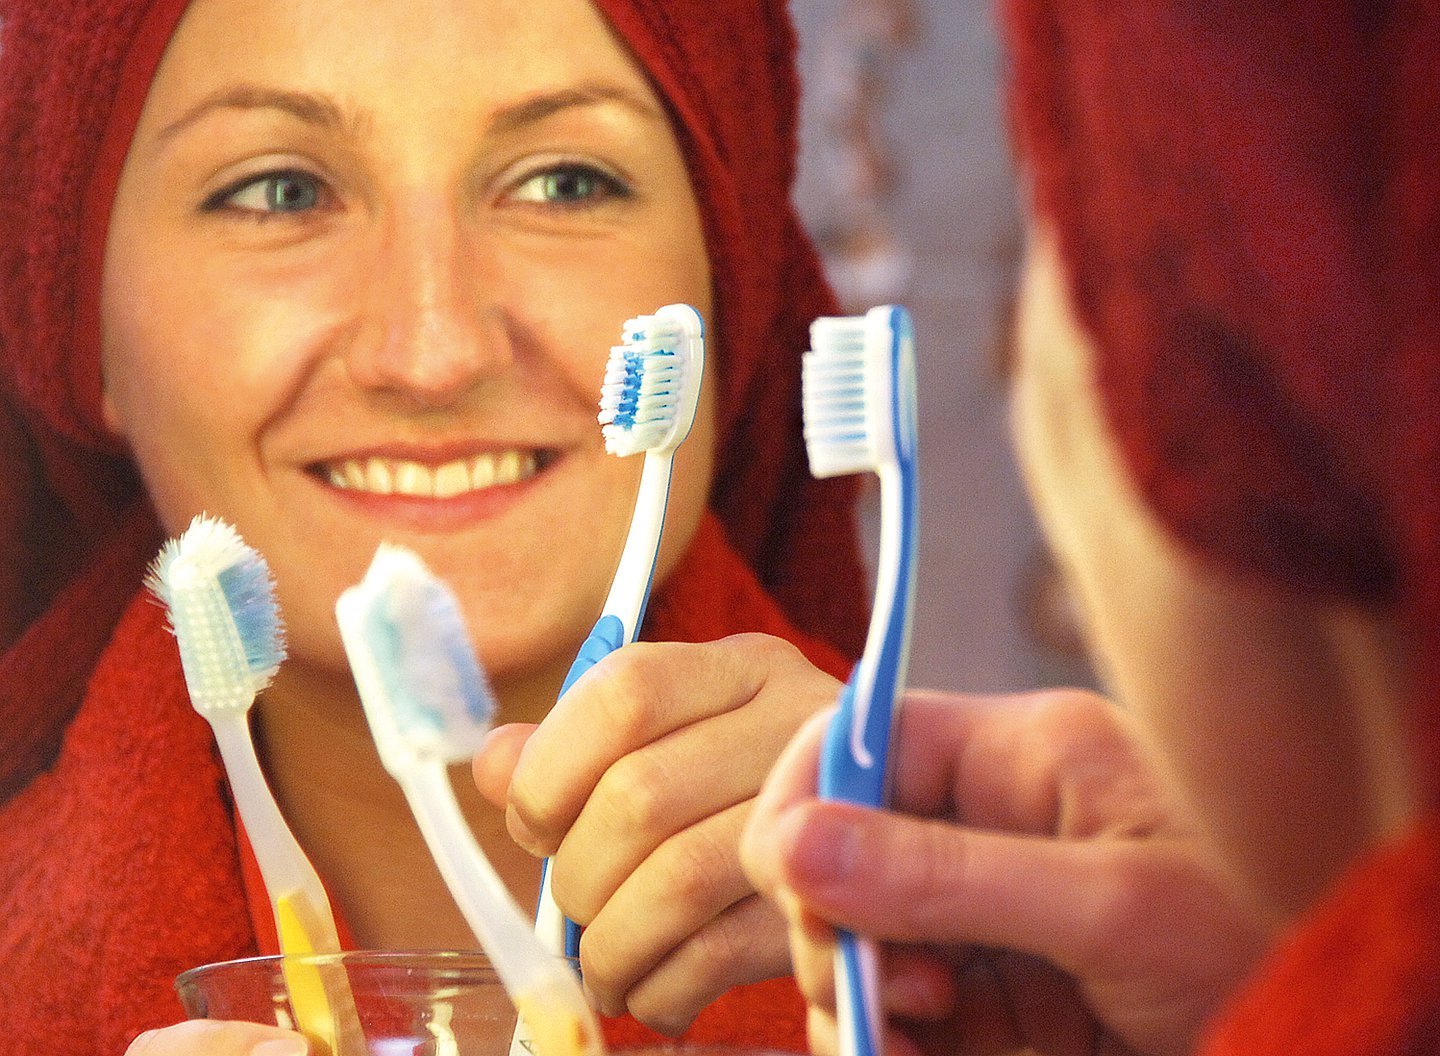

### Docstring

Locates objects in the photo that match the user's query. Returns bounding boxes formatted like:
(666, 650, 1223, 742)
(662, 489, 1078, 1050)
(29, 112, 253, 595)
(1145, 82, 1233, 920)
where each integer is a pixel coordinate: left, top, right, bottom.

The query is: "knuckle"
(1024, 688, 1122, 769)
(1069, 849, 1162, 966)
(658, 826, 736, 914)
(593, 751, 674, 838)
(726, 631, 799, 663)
(594, 646, 668, 735)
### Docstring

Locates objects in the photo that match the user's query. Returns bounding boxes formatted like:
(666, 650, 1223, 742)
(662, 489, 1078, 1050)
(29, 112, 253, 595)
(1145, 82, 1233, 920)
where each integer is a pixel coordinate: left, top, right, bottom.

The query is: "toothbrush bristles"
(802, 318, 880, 478)
(597, 309, 702, 457)
(146, 514, 286, 709)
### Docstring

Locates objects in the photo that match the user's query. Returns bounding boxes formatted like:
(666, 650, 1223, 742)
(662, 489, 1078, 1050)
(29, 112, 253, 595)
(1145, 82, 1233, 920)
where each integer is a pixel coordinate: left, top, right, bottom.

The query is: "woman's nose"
(345, 204, 511, 407)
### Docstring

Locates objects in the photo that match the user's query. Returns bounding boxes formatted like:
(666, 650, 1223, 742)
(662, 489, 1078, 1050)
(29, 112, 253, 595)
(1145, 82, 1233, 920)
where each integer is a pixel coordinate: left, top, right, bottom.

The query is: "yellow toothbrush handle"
(512, 988, 605, 1056)
(276, 891, 353, 1056)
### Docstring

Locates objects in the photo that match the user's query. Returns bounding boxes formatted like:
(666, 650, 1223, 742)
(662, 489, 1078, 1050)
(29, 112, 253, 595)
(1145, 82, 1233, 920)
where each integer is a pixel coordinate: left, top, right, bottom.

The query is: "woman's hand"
(126, 1021, 306, 1056)
(740, 688, 1279, 1056)
(473, 633, 843, 1034)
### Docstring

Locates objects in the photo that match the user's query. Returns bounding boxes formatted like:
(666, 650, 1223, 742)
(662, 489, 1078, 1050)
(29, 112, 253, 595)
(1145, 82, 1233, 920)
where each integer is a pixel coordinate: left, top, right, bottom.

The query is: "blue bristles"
(597, 306, 703, 457)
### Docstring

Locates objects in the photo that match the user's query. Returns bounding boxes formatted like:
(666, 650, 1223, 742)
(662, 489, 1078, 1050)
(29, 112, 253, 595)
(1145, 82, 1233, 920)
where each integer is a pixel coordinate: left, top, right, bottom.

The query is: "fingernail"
(582, 980, 619, 1019)
(784, 806, 862, 888)
(506, 808, 542, 854)
(252, 1039, 309, 1056)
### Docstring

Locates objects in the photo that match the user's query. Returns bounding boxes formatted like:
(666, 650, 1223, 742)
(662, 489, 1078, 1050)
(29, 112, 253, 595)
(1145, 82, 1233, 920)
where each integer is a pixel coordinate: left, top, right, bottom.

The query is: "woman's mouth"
(319, 450, 551, 499)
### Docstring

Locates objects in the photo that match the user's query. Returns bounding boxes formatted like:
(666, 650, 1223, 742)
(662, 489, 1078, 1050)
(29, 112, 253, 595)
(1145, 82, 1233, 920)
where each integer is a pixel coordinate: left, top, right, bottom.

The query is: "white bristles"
(146, 514, 286, 710)
(337, 544, 497, 774)
(597, 303, 705, 457)
(803, 314, 891, 479)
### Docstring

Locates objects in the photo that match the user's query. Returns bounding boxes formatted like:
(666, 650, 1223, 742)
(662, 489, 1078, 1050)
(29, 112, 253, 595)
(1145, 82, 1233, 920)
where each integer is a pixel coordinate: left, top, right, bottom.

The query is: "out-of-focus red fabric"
(1003, 1, 1440, 1052)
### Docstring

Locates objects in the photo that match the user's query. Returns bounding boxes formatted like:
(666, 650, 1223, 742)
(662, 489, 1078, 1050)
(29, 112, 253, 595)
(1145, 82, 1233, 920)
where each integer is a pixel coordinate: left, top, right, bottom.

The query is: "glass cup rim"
(175, 948, 504, 989)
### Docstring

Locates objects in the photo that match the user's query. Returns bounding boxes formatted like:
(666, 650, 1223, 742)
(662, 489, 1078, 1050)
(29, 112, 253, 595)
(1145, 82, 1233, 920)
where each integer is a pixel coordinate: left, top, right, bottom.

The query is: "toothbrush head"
(802, 304, 917, 479)
(336, 544, 497, 774)
(598, 302, 706, 457)
(146, 514, 286, 713)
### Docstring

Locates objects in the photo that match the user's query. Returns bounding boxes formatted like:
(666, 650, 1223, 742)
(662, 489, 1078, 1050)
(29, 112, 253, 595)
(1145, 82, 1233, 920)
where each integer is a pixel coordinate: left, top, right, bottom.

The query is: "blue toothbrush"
(537, 303, 706, 960)
(802, 305, 918, 1056)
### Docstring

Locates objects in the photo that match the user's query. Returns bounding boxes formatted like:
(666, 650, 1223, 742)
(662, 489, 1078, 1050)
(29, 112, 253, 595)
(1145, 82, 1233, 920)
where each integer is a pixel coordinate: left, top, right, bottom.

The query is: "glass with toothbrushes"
(176, 950, 517, 1056)
(176, 951, 793, 1056)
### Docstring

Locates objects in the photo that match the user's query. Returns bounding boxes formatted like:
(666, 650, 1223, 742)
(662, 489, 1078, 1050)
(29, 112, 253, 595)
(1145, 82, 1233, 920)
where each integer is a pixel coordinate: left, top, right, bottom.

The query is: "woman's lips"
(316, 449, 552, 499)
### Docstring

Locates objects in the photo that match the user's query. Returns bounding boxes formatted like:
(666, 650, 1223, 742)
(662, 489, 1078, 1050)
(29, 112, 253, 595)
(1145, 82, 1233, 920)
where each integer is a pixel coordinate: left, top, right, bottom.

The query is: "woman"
(736, 1, 1440, 1054)
(0, 0, 869, 1051)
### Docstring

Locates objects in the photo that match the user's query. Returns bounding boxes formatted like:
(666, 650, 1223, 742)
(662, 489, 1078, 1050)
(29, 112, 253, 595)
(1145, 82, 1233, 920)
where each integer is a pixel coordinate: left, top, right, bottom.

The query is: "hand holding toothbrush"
(740, 688, 1274, 1056)
(474, 630, 847, 1035)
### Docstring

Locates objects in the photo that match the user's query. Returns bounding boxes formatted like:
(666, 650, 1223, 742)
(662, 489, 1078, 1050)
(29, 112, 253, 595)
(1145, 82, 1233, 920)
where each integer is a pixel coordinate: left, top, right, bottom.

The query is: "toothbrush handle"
(819, 678, 891, 1056)
(540, 613, 629, 961)
(835, 931, 884, 1056)
(209, 714, 340, 953)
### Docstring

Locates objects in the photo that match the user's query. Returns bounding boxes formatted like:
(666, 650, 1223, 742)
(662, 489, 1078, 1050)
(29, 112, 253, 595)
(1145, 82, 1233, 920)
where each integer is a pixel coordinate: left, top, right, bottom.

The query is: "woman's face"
(101, 0, 715, 701)
(1009, 225, 1406, 919)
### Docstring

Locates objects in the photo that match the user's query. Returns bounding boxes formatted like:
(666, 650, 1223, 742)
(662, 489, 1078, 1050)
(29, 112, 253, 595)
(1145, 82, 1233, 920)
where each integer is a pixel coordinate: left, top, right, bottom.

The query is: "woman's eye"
(205, 171, 325, 215)
(511, 164, 630, 207)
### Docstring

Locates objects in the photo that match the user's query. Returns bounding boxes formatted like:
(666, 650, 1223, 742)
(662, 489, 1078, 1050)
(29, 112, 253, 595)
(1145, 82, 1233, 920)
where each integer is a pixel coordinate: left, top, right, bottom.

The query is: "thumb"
(767, 799, 1132, 971)
(471, 723, 536, 807)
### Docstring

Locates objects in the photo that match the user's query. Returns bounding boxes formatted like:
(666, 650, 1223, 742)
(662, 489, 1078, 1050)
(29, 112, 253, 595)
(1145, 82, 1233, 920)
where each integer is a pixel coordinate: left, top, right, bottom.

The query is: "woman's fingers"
(506, 635, 838, 855)
(566, 800, 759, 1007)
(610, 894, 794, 1035)
(471, 722, 535, 806)
(485, 634, 842, 1031)
(759, 798, 1159, 967)
(126, 1021, 307, 1056)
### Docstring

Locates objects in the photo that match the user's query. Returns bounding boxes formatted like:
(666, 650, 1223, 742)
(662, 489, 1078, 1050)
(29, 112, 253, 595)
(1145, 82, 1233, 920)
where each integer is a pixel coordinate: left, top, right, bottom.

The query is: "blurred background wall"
(789, 0, 1097, 693)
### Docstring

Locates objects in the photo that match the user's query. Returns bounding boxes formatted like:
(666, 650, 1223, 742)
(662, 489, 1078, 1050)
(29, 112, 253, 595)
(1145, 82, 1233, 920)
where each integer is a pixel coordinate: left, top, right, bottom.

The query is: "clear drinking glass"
(177, 950, 798, 1056)
(176, 950, 517, 1055)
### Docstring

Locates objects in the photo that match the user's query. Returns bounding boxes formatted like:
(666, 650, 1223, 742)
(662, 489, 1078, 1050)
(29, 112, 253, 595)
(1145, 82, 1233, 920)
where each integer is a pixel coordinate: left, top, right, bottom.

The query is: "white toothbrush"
(336, 544, 606, 1056)
(147, 514, 353, 1056)
(536, 303, 707, 960)
(802, 306, 919, 1056)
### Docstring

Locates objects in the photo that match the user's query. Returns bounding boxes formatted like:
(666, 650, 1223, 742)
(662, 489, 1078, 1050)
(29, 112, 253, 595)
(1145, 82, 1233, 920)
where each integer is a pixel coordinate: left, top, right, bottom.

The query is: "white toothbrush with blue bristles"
(536, 302, 706, 960)
(336, 544, 605, 1056)
(147, 514, 353, 1056)
(802, 305, 919, 1056)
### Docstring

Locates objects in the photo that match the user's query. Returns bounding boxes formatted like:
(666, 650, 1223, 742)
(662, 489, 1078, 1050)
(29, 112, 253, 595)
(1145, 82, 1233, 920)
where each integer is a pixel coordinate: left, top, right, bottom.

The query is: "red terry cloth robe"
(0, 511, 855, 1055)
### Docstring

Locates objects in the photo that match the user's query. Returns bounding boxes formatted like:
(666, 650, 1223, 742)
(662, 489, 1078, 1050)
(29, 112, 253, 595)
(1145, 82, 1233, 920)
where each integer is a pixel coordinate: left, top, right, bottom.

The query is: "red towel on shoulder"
(0, 511, 848, 1055)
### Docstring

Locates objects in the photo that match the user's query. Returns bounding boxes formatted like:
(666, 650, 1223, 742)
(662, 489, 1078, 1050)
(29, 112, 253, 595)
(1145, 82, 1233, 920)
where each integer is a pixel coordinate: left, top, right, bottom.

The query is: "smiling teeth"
(326, 452, 538, 497)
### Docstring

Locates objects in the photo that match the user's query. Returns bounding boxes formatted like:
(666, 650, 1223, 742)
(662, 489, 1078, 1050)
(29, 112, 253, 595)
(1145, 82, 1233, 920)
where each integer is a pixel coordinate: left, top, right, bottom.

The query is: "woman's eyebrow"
(151, 81, 662, 148)
(487, 83, 666, 135)
(154, 85, 357, 145)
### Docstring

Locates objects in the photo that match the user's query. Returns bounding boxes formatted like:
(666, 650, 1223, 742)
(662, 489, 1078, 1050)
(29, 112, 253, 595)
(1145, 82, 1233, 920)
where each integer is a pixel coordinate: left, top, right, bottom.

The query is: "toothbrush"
(802, 305, 918, 1056)
(335, 544, 605, 1056)
(147, 514, 354, 1056)
(537, 302, 707, 960)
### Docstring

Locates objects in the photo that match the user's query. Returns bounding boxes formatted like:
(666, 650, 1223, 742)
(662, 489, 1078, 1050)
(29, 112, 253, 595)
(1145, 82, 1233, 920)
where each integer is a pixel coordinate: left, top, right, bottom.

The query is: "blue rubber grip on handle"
(561, 614, 627, 695)
(545, 614, 629, 960)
